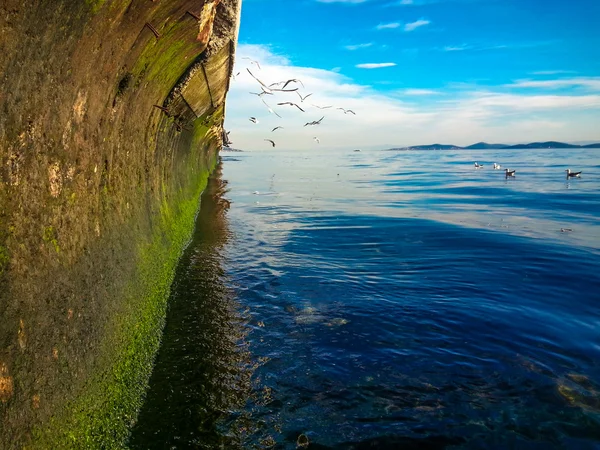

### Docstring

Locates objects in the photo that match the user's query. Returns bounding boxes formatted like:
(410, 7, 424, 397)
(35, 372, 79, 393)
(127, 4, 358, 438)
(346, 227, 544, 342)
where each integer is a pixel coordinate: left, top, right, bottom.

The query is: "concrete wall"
(0, 0, 241, 447)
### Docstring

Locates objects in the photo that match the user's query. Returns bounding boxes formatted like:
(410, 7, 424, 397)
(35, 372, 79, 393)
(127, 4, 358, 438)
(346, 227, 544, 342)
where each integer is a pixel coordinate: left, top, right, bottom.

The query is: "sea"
(130, 147, 600, 450)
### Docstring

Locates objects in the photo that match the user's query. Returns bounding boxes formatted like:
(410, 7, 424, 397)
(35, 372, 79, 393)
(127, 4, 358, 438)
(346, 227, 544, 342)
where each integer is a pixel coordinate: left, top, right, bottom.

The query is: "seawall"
(0, 0, 241, 447)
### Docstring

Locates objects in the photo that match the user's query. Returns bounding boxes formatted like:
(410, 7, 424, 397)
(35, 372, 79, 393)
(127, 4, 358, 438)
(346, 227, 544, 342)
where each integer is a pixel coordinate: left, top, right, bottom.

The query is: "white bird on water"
(565, 169, 582, 178)
(474, 162, 483, 169)
(493, 163, 502, 169)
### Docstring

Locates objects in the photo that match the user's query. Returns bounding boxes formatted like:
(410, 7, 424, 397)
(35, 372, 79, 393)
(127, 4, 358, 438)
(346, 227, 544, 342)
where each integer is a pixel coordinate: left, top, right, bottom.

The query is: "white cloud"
(404, 19, 430, 31)
(356, 62, 397, 69)
(506, 77, 600, 91)
(344, 43, 374, 51)
(224, 45, 600, 150)
(531, 70, 576, 75)
(444, 44, 471, 51)
(376, 22, 401, 30)
(401, 88, 441, 95)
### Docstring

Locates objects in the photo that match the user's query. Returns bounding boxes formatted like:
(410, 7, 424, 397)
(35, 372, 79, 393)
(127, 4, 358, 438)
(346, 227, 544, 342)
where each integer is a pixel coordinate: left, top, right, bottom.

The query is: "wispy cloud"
(506, 77, 600, 91)
(443, 44, 471, 52)
(376, 22, 401, 30)
(344, 43, 374, 51)
(404, 19, 430, 31)
(530, 70, 577, 76)
(356, 62, 397, 69)
(401, 88, 442, 95)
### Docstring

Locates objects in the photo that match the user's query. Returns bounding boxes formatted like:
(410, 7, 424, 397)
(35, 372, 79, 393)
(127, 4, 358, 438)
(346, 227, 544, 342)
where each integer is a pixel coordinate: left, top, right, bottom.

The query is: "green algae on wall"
(33, 121, 221, 449)
(0, 0, 241, 447)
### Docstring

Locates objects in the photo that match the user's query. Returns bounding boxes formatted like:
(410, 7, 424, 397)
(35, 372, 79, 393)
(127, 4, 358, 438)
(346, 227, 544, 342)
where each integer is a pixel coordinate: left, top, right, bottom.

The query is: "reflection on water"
(134, 149, 600, 449)
(129, 164, 256, 449)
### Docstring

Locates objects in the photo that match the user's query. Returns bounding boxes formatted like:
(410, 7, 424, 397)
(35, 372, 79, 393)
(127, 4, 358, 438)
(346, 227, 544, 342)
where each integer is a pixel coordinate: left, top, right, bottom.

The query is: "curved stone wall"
(0, 0, 240, 447)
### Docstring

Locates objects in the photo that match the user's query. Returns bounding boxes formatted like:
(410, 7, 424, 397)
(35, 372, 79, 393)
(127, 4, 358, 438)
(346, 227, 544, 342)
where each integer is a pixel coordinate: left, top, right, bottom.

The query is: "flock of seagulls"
(474, 162, 582, 179)
(225, 58, 357, 148)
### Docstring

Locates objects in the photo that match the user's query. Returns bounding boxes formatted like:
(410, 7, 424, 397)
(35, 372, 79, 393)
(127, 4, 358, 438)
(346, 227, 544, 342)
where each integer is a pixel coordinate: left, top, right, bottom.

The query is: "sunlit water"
(131, 148, 600, 449)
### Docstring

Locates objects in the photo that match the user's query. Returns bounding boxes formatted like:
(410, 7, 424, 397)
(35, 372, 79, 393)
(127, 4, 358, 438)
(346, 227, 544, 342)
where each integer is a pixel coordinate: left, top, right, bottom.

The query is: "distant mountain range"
(391, 141, 600, 151)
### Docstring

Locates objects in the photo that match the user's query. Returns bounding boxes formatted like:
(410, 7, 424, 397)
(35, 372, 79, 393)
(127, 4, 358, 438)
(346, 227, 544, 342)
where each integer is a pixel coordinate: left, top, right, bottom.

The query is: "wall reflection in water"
(129, 162, 257, 449)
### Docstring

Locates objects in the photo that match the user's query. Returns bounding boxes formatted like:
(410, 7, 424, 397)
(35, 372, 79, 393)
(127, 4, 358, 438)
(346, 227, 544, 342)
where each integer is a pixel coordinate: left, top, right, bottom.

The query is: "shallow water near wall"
(133, 148, 600, 449)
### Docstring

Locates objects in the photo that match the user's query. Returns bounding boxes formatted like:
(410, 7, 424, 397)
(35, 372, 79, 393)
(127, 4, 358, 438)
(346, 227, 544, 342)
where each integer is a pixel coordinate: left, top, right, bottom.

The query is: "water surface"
(133, 148, 600, 449)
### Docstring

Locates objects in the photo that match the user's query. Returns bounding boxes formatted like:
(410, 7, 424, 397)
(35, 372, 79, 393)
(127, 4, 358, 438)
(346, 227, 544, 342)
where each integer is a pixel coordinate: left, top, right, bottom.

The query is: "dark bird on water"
(264, 139, 276, 147)
(505, 169, 516, 177)
(304, 116, 325, 127)
(277, 102, 305, 112)
(565, 169, 582, 178)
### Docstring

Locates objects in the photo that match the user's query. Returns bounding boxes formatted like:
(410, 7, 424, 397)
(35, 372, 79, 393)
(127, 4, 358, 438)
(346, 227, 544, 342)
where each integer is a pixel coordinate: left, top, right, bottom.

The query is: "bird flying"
(249, 117, 258, 123)
(261, 99, 282, 118)
(311, 104, 332, 110)
(242, 57, 261, 69)
(296, 92, 313, 102)
(264, 139, 276, 147)
(304, 116, 325, 127)
(313, 137, 320, 144)
(272, 126, 283, 132)
(277, 102, 305, 112)
(337, 107, 356, 115)
(247, 68, 273, 93)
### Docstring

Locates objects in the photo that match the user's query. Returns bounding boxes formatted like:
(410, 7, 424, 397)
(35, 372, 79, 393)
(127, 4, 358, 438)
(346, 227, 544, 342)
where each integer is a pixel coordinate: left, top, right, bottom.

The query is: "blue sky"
(224, 0, 600, 150)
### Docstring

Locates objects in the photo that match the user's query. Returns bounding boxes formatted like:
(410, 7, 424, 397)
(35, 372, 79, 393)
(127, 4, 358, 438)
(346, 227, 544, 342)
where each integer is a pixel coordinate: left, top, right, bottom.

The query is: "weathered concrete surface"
(0, 0, 241, 447)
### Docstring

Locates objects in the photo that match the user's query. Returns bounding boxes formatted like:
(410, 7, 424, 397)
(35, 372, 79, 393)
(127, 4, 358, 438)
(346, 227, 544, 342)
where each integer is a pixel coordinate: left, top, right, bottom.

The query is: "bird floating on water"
(505, 169, 516, 177)
(474, 162, 483, 169)
(561, 228, 573, 233)
(493, 163, 502, 169)
(565, 169, 582, 178)
(264, 139, 276, 147)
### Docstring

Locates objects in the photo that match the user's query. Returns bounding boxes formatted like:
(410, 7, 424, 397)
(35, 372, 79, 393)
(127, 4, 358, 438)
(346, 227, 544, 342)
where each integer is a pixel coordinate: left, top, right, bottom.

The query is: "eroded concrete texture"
(0, 0, 241, 447)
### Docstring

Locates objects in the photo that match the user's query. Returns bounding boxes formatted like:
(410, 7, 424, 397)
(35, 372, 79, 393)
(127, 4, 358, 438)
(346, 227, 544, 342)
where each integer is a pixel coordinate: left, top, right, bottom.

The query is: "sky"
(224, 0, 600, 150)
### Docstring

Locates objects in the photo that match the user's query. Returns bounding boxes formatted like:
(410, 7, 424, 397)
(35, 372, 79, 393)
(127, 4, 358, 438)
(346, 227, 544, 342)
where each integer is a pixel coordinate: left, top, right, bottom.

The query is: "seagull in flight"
(249, 117, 258, 124)
(281, 79, 305, 89)
(304, 116, 324, 127)
(242, 57, 261, 69)
(272, 126, 284, 132)
(261, 99, 282, 118)
(337, 107, 356, 115)
(277, 102, 305, 112)
(311, 104, 332, 110)
(247, 68, 273, 93)
(264, 139, 276, 147)
(296, 92, 313, 102)
(313, 137, 320, 144)
(250, 86, 274, 97)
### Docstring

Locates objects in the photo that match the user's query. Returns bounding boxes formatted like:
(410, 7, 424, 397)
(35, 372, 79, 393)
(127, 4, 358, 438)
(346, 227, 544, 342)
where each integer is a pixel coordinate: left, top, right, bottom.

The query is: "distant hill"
(392, 141, 600, 150)
(464, 142, 509, 149)
(402, 143, 463, 150)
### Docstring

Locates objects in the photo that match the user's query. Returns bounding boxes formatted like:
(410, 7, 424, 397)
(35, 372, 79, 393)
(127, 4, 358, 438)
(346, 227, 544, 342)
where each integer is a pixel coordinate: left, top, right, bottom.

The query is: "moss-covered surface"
(0, 0, 240, 447)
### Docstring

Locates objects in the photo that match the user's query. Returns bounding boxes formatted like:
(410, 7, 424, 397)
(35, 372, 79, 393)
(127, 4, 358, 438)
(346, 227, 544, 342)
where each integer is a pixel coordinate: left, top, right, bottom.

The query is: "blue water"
(132, 148, 600, 449)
